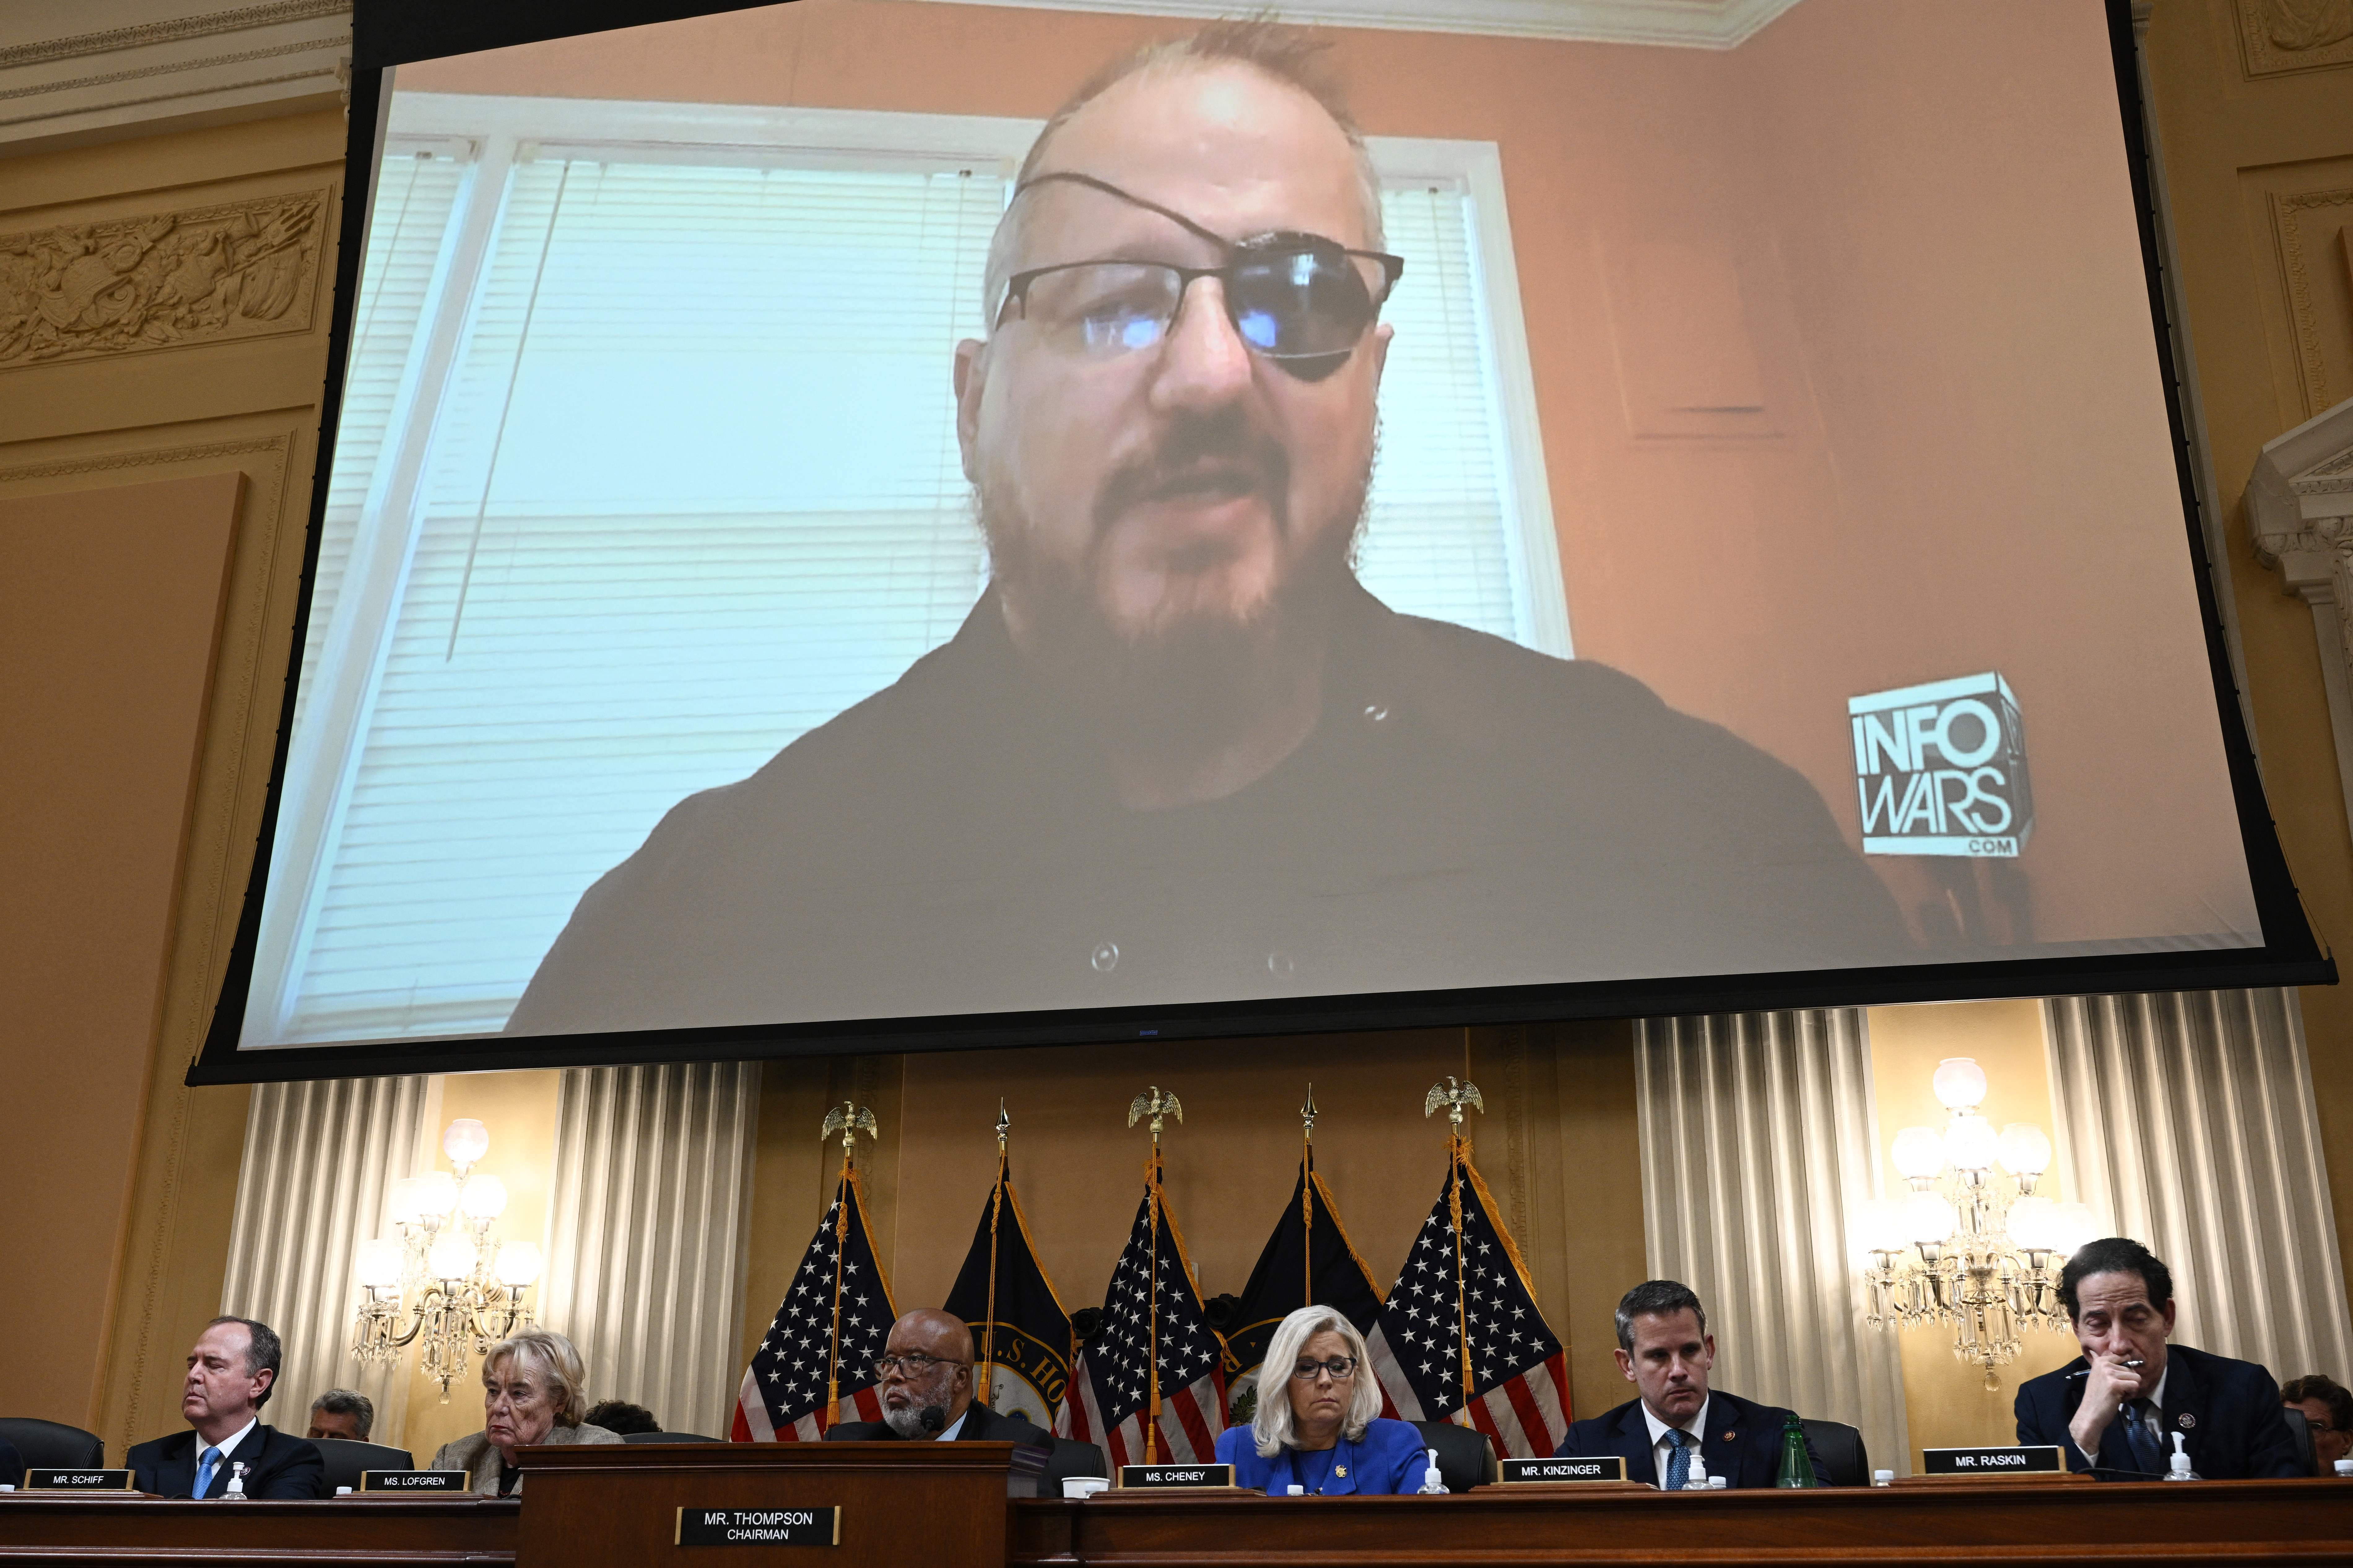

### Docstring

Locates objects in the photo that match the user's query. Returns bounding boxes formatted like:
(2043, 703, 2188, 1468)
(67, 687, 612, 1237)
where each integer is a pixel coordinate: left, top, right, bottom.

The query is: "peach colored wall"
(397, 0, 2250, 958)
(0, 474, 245, 1429)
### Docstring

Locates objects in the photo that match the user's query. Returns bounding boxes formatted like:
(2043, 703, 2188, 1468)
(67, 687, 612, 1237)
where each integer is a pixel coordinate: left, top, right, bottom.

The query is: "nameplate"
(23, 1469, 132, 1491)
(1920, 1445, 2063, 1475)
(359, 1470, 468, 1492)
(1499, 1456, 1627, 1483)
(676, 1506, 840, 1546)
(1117, 1463, 1234, 1489)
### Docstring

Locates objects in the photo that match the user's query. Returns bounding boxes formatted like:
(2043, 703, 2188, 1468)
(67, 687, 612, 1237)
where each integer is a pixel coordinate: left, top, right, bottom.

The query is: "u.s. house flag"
(732, 1170, 897, 1441)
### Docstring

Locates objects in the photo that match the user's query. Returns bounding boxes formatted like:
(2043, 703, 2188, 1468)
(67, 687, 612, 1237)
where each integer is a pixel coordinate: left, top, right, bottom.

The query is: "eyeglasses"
(872, 1353, 965, 1379)
(1000, 234, 1403, 383)
(1290, 1356, 1359, 1382)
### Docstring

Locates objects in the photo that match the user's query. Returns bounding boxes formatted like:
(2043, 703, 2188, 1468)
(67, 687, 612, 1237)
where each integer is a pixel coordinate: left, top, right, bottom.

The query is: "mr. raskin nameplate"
(1500, 1456, 1628, 1483)
(23, 1469, 133, 1491)
(359, 1470, 470, 1492)
(676, 1507, 841, 1545)
(1920, 1445, 2063, 1476)
(1118, 1463, 1235, 1489)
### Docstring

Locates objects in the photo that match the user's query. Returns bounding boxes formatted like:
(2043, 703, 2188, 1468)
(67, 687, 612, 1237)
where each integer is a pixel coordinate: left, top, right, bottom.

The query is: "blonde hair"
(1251, 1306, 1381, 1458)
(484, 1328, 589, 1426)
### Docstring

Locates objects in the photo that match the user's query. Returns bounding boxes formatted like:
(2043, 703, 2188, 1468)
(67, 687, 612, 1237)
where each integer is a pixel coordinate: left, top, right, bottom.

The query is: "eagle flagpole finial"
(820, 1101, 878, 1158)
(1127, 1085, 1182, 1139)
(1423, 1076, 1485, 1131)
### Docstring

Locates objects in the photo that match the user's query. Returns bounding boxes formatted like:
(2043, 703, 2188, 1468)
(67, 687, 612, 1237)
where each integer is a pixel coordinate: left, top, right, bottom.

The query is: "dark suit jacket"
(824, 1404, 1107, 1496)
(127, 1424, 326, 1500)
(2014, 1342, 2305, 1480)
(1559, 1389, 1829, 1489)
(0, 1438, 22, 1488)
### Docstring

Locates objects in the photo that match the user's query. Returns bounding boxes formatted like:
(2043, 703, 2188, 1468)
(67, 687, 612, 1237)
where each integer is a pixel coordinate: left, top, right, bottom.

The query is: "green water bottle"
(1774, 1413, 1819, 1489)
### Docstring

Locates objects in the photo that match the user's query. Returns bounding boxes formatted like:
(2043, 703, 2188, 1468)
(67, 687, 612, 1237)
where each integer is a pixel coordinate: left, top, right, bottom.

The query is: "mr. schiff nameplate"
(1920, 1445, 2064, 1476)
(1117, 1463, 1235, 1489)
(21, 1469, 133, 1491)
(676, 1506, 842, 1545)
(1499, 1456, 1629, 1483)
(359, 1470, 469, 1492)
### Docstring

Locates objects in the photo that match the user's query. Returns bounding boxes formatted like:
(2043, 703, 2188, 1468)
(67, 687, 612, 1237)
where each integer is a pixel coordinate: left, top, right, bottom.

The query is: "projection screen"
(192, 0, 2328, 1081)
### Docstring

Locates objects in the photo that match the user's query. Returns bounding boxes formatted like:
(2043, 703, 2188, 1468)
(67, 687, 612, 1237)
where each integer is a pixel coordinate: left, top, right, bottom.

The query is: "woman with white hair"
(430, 1328, 623, 1494)
(1211, 1305, 1432, 1495)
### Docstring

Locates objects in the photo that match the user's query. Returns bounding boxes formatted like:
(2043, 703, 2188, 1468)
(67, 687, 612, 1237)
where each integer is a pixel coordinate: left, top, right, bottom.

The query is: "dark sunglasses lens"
(1227, 247, 1375, 361)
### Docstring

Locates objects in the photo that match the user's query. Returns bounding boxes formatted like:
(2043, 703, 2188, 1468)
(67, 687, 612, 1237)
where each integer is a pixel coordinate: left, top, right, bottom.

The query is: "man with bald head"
(824, 1310, 1107, 1493)
(510, 21, 1894, 1036)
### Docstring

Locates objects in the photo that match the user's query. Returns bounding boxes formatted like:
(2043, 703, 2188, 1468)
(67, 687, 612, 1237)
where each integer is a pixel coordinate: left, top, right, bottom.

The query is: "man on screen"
(508, 22, 1898, 1036)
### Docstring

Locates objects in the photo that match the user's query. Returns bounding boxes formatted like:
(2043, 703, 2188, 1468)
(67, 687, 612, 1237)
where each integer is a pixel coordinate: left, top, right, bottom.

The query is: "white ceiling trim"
(908, 0, 1806, 48)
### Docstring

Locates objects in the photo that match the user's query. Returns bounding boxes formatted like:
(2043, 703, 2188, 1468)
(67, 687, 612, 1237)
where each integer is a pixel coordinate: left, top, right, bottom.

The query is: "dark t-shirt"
(507, 582, 1901, 1034)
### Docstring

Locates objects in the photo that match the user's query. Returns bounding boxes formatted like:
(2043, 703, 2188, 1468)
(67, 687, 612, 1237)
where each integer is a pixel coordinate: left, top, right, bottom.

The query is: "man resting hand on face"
(508, 22, 1899, 1039)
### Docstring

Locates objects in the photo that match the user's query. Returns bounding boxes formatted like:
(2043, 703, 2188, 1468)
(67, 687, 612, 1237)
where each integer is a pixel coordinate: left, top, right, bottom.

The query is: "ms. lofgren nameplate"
(676, 1507, 841, 1545)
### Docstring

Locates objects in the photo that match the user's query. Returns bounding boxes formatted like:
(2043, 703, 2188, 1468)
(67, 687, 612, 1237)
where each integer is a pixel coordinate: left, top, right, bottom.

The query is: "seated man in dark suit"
(1559, 1280, 1827, 1488)
(127, 1317, 325, 1499)
(2016, 1237, 2303, 1480)
(825, 1309, 1105, 1493)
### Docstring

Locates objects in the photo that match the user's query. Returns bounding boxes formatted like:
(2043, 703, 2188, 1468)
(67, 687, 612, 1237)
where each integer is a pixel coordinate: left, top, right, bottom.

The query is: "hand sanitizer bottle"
(1685, 1451, 1709, 1490)
(1417, 1449, 1448, 1495)
(2164, 1432, 2199, 1482)
(222, 1463, 249, 1501)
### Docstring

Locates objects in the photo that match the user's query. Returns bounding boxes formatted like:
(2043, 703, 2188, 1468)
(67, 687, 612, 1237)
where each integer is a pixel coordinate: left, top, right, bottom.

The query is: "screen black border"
(188, 0, 2332, 1086)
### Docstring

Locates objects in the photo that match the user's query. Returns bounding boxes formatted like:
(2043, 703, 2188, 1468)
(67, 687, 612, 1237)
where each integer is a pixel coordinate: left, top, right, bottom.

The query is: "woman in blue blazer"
(1214, 1306, 1434, 1496)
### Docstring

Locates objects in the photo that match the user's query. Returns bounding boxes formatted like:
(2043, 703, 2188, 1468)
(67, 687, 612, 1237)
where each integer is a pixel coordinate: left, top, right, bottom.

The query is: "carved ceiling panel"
(2237, 0, 2353, 77)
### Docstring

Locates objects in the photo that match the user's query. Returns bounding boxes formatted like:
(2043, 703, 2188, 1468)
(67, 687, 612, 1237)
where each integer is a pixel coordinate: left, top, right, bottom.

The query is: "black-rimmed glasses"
(998, 233, 1404, 383)
(1289, 1356, 1359, 1382)
(873, 1353, 963, 1379)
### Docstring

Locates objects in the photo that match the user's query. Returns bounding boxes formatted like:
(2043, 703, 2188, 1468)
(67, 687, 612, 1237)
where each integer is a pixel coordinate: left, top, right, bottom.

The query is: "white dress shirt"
(1639, 1397, 1711, 1489)
(196, 1417, 259, 1496)
(936, 1412, 967, 1441)
(2077, 1364, 2169, 1468)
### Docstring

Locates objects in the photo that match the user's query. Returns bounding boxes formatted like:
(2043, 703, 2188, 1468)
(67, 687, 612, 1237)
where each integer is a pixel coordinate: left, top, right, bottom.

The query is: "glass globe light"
(1932, 1057, 1989, 1112)
(387, 1176, 424, 1226)
(2049, 1201, 2102, 1257)
(355, 1238, 404, 1289)
(1890, 1126, 1946, 1181)
(496, 1241, 543, 1288)
(1997, 1123, 2053, 1178)
(427, 1232, 476, 1281)
(442, 1119, 491, 1167)
(1851, 1196, 1909, 1255)
(1903, 1191, 1958, 1246)
(412, 1170, 459, 1219)
(1943, 1113, 2000, 1172)
(459, 1174, 509, 1220)
(2006, 1195, 2056, 1252)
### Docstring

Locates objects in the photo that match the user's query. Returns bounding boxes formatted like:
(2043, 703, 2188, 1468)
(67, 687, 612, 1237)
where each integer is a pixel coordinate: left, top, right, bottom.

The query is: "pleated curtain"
(2043, 988, 2353, 1383)
(1635, 1009, 1910, 1474)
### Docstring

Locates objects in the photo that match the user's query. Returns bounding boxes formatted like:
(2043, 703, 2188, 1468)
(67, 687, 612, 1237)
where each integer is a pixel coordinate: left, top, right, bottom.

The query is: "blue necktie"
(1664, 1427, 1694, 1491)
(2123, 1400, 2164, 1476)
(194, 1446, 222, 1500)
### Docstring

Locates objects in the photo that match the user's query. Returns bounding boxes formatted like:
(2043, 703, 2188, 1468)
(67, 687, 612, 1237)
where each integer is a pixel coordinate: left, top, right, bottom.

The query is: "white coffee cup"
(1062, 1477, 1110, 1500)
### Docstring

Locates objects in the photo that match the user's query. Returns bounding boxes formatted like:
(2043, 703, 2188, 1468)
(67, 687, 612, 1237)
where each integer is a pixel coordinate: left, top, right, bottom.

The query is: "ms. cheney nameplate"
(22, 1469, 133, 1491)
(359, 1470, 468, 1491)
(1499, 1456, 1629, 1483)
(1117, 1463, 1235, 1489)
(676, 1506, 841, 1545)
(1920, 1445, 2063, 1476)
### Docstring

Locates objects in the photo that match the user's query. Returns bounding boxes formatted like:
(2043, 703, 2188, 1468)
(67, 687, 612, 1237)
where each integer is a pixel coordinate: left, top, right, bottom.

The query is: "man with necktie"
(2014, 1237, 2305, 1479)
(1558, 1280, 1827, 1488)
(126, 1317, 326, 1499)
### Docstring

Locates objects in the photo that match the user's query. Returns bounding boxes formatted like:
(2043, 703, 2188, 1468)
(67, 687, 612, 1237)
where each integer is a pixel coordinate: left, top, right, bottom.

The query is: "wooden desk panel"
(1009, 1478, 2353, 1566)
(0, 1495, 518, 1568)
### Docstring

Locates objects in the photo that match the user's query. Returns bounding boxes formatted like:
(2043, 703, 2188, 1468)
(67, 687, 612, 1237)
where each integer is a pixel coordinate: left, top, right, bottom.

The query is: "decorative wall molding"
(0, 0, 349, 152)
(0, 188, 326, 367)
(2043, 990, 2353, 1381)
(1635, 1009, 1910, 1475)
(911, 0, 1802, 47)
(2237, 0, 2353, 77)
(2249, 395, 2353, 844)
(2272, 188, 2353, 417)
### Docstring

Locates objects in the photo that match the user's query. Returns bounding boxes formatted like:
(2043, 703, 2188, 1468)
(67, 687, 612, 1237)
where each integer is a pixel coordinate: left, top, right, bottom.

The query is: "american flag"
(1364, 1146, 1570, 1458)
(732, 1171, 898, 1441)
(1055, 1170, 1226, 1466)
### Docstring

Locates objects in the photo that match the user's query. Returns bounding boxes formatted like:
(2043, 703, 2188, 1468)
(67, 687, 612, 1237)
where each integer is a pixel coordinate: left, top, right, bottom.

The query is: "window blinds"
(281, 145, 1548, 1043)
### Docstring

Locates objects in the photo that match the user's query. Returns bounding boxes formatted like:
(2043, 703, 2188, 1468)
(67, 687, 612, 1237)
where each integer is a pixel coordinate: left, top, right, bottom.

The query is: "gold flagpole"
(818, 1101, 876, 1429)
(1128, 1086, 1182, 1464)
(982, 1100, 1008, 1407)
(1424, 1077, 1485, 1428)
(1300, 1085, 1318, 1306)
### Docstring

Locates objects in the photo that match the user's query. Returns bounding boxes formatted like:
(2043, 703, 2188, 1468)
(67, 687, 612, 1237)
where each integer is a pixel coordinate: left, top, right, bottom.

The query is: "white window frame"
(244, 93, 1565, 1048)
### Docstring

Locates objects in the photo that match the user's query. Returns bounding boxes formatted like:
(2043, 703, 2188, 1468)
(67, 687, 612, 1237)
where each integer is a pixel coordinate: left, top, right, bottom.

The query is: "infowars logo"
(1849, 673, 2032, 858)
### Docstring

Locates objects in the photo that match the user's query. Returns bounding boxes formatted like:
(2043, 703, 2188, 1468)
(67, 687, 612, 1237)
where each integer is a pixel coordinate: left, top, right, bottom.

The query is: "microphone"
(919, 1406, 947, 1436)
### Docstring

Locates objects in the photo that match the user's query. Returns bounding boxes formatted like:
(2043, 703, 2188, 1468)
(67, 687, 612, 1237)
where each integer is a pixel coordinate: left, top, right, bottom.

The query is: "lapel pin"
(1334, 1465, 1348, 1477)
(2177, 1413, 2196, 1429)
(1724, 1432, 1736, 1442)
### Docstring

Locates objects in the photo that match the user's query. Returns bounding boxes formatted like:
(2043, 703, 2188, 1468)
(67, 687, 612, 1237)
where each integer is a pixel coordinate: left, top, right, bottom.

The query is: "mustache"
(1092, 409, 1290, 536)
